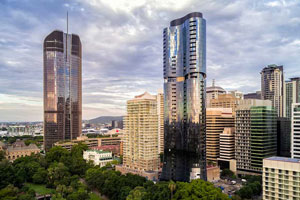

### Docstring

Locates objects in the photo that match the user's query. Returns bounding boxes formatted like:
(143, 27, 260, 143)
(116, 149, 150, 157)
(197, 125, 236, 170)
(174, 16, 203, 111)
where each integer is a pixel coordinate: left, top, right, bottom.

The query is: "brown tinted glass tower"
(43, 30, 82, 151)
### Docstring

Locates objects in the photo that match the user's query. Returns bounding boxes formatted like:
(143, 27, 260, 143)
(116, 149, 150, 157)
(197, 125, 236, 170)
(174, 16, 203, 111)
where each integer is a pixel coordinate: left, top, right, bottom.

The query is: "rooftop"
(85, 149, 111, 154)
(265, 156, 300, 163)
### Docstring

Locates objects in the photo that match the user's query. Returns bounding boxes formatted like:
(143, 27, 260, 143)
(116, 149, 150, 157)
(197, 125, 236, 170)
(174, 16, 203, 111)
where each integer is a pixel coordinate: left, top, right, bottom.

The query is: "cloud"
(0, 0, 300, 121)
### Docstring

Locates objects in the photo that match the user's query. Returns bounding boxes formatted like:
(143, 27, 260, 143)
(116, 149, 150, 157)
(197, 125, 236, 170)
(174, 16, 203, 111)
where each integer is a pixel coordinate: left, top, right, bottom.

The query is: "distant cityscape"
(1, 8, 300, 200)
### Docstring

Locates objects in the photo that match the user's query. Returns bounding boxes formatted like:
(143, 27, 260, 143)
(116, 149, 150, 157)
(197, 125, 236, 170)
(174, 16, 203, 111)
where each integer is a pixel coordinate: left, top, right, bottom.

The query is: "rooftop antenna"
(212, 79, 215, 87)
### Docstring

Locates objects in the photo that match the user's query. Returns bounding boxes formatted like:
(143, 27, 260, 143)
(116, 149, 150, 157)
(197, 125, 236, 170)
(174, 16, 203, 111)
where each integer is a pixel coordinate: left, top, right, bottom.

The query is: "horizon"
(1, 0, 300, 122)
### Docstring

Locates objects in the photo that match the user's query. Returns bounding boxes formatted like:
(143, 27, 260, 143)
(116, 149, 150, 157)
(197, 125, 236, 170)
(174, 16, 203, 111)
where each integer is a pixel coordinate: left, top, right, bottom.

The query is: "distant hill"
(88, 116, 123, 124)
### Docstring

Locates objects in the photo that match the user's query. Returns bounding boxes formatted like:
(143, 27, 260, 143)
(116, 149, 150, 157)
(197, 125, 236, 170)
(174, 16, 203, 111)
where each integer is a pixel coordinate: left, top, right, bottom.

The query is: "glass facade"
(250, 106, 277, 172)
(43, 30, 82, 151)
(161, 12, 207, 182)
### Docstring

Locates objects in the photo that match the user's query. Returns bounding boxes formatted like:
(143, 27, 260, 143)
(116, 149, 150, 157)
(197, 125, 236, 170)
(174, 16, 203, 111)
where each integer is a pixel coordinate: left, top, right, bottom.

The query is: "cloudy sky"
(0, 0, 300, 122)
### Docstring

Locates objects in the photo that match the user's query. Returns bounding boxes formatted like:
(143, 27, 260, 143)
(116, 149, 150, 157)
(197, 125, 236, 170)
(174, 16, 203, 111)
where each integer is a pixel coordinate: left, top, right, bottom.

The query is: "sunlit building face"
(43, 30, 82, 151)
(161, 12, 207, 182)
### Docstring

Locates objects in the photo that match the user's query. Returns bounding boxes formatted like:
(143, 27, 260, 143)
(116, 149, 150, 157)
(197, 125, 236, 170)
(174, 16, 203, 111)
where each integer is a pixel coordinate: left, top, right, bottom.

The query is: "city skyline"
(1, 0, 300, 122)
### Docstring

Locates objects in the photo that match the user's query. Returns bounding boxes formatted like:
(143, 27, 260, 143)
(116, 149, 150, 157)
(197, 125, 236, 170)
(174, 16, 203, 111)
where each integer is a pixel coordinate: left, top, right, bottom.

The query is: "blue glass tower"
(161, 12, 207, 182)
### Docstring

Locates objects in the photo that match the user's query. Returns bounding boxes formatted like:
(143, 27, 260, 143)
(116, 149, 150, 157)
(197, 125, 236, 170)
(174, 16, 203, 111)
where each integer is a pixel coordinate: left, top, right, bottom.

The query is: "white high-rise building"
(291, 103, 300, 159)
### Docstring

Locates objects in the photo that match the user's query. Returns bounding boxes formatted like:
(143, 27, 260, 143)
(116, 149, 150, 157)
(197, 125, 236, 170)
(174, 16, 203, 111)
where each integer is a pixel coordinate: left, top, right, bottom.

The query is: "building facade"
(244, 91, 262, 100)
(219, 127, 235, 162)
(284, 77, 300, 119)
(5, 141, 40, 162)
(83, 150, 113, 167)
(206, 80, 226, 106)
(161, 12, 207, 182)
(261, 64, 284, 117)
(292, 103, 300, 159)
(122, 92, 160, 173)
(263, 157, 300, 200)
(235, 99, 277, 175)
(206, 108, 234, 163)
(277, 117, 291, 157)
(43, 30, 82, 151)
(157, 90, 164, 154)
(208, 94, 242, 113)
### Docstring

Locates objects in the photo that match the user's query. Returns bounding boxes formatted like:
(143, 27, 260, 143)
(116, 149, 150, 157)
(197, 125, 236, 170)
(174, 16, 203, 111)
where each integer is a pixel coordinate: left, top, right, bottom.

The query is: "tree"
(0, 184, 19, 200)
(168, 181, 176, 199)
(173, 179, 230, 200)
(47, 162, 71, 188)
(45, 146, 70, 164)
(126, 186, 146, 200)
(32, 168, 48, 184)
(0, 151, 5, 161)
(0, 160, 15, 189)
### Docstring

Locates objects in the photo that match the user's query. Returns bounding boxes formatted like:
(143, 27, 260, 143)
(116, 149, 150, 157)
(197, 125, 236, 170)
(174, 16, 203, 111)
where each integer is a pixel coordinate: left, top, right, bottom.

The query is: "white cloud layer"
(0, 0, 300, 121)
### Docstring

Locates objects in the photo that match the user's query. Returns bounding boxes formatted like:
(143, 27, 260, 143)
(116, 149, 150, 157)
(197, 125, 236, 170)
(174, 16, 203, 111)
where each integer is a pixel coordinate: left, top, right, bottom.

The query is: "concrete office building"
(219, 128, 235, 162)
(263, 157, 300, 200)
(292, 103, 300, 159)
(206, 80, 226, 106)
(261, 64, 284, 117)
(235, 99, 277, 175)
(206, 108, 234, 163)
(209, 93, 242, 113)
(117, 92, 160, 180)
(43, 30, 82, 151)
(157, 90, 164, 154)
(161, 12, 207, 182)
(284, 77, 300, 119)
(229, 90, 243, 100)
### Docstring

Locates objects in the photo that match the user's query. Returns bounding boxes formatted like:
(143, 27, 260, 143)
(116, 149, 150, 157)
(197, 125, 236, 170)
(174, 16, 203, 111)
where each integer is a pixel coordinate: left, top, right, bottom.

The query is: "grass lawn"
(89, 192, 103, 200)
(25, 183, 55, 195)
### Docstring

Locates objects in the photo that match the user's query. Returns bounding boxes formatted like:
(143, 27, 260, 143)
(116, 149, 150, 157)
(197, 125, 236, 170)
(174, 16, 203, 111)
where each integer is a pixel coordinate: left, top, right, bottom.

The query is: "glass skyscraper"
(43, 30, 82, 151)
(161, 12, 207, 182)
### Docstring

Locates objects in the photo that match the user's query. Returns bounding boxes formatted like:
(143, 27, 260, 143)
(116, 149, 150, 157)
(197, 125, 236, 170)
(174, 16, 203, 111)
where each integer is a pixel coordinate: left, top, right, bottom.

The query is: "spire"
(212, 79, 215, 87)
(67, 11, 69, 35)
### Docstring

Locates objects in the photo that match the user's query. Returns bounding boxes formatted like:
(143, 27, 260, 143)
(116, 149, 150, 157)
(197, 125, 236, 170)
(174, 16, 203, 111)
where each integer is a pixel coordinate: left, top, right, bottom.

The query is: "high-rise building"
(209, 94, 242, 113)
(229, 90, 243, 100)
(261, 64, 284, 117)
(43, 30, 82, 151)
(235, 99, 277, 175)
(291, 103, 300, 159)
(206, 80, 226, 106)
(277, 117, 291, 157)
(117, 92, 160, 181)
(206, 108, 234, 163)
(157, 90, 164, 154)
(284, 77, 300, 119)
(263, 157, 300, 200)
(244, 91, 261, 100)
(161, 12, 207, 182)
(219, 127, 235, 163)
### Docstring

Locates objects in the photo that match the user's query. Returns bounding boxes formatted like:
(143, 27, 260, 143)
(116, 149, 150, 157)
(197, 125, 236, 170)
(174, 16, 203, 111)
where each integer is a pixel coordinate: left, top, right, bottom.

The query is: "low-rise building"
(6, 140, 40, 162)
(263, 157, 300, 200)
(83, 149, 113, 167)
(207, 165, 221, 182)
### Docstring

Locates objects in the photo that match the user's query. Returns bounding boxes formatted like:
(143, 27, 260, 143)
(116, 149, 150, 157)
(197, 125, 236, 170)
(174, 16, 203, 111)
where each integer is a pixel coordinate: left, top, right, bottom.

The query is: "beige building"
(263, 157, 300, 200)
(206, 80, 226, 106)
(207, 165, 221, 182)
(219, 127, 235, 161)
(6, 140, 40, 162)
(209, 94, 242, 113)
(157, 90, 164, 154)
(261, 64, 284, 117)
(117, 92, 160, 181)
(206, 108, 234, 163)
